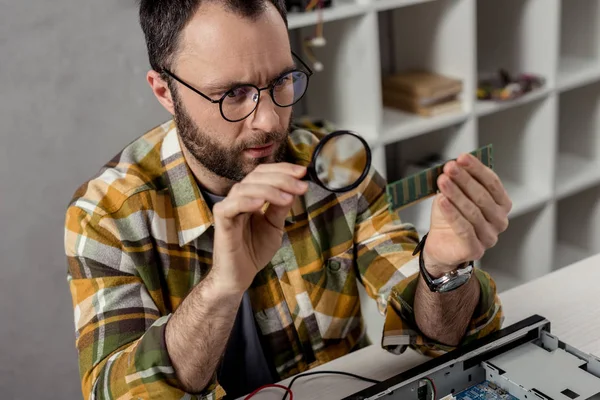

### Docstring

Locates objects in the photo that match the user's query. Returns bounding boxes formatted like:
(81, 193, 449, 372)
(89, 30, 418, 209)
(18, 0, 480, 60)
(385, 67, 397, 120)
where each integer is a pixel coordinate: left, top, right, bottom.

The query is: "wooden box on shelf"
(382, 70, 463, 117)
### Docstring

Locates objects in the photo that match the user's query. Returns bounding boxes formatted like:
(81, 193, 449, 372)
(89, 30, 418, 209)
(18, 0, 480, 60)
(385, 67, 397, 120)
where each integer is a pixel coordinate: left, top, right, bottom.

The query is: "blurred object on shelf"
(296, 0, 329, 71)
(285, 0, 332, 12)
(477, 69, 546, 101)
(382, 70, 464, 117)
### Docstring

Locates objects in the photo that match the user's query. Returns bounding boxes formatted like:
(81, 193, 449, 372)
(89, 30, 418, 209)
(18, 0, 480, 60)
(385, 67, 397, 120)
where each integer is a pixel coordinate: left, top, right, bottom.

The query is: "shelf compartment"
(477, 0, 559, 101)
(378, 0, 476, 113)
(290, 12, 381, 142)
(558, 0, 600, 91)
(478, 96, 556, 219)
(556, 81, 600, 199)
(554, 184, 600, 270)
(479, 203, 555, 292)
(287, 0, 369, 30)
(385, 119, 477, 237)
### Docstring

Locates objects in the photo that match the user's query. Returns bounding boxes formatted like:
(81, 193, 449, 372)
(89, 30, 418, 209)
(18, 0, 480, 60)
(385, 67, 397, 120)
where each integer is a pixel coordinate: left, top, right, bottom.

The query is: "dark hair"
(138, 0, 288, 73)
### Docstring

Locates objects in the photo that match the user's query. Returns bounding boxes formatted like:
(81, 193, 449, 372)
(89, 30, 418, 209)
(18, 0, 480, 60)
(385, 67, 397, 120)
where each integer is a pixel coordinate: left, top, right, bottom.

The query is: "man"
(64, 1, 512, 399)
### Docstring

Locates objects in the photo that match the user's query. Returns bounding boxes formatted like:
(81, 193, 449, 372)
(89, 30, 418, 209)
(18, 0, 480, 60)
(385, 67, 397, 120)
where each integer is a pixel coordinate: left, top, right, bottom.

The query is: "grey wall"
(1, 1, 169, 398)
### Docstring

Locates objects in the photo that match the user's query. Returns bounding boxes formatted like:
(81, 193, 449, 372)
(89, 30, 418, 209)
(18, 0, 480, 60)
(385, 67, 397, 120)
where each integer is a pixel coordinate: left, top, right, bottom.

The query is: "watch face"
(438, 274, 472, 292)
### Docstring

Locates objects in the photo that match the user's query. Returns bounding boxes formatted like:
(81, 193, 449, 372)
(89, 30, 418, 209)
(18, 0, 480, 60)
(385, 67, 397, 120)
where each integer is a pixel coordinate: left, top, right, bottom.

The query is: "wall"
(0, 1, 169, 397)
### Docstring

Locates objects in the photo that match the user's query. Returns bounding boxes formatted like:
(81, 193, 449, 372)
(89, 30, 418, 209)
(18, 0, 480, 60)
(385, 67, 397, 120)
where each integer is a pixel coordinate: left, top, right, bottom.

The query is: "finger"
(229, 182, 296, 207)
(253, 162, 307, 178)
(437, 194, 485, 260)
(263, 202, 292, 230)
(243, 171, 309, 197)
(443, 161, 509, 233)
(438, 174, 499, 248)
(214, 196, 264, 220)
(456, 153, 512, 213)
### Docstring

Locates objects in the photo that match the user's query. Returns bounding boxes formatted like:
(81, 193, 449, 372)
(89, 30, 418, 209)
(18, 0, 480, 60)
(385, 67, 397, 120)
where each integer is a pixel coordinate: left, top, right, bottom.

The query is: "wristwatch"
(413, 233, 474, 293)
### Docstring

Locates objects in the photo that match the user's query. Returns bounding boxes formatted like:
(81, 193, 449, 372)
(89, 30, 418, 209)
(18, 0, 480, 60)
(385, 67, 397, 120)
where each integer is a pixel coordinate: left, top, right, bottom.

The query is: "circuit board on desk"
(452, 381, 519, 400)
(343, 314, 600, 400)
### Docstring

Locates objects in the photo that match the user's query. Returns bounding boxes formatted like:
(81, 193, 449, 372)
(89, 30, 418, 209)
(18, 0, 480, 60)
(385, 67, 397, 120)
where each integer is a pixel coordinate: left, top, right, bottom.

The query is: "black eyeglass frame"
(162, 51, 314, 122)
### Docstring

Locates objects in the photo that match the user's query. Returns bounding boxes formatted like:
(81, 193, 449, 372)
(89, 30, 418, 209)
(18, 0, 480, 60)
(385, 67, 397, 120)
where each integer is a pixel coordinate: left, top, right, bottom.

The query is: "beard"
(172, 92, 291, 183)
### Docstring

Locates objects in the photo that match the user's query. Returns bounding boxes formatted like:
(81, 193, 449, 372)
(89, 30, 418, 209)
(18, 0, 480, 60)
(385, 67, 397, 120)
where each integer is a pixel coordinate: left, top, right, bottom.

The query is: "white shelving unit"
(287, 0, 600, 339)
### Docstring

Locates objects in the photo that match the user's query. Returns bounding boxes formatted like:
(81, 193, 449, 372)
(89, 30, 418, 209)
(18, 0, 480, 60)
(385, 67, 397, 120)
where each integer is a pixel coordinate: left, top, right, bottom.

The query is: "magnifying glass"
(303, 130, 372, 192)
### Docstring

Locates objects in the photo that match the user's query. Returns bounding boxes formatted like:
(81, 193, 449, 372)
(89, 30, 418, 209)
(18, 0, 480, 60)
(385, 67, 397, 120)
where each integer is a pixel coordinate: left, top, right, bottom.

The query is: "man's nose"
(248, 91, 280, 132)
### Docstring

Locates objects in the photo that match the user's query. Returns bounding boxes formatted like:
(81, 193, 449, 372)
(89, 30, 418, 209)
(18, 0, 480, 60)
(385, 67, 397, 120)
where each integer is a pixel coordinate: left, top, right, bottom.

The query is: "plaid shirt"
(64, 121, 503, 400)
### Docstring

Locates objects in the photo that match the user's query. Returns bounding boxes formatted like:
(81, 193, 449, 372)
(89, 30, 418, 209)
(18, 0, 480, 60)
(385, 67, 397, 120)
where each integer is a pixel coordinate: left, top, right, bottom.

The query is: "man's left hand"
(424, 153, 513, 276)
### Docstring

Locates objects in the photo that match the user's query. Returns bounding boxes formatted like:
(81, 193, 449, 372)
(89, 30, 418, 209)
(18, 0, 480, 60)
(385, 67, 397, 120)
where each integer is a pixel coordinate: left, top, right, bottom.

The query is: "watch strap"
(413, 233, 474, 292)
(386, 144, 494, 212)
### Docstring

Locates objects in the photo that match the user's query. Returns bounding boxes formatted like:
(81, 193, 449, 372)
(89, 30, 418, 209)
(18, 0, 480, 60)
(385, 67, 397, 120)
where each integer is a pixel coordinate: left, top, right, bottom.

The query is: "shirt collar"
(159, 122, 317, 247)
(160, 124, 214, 246)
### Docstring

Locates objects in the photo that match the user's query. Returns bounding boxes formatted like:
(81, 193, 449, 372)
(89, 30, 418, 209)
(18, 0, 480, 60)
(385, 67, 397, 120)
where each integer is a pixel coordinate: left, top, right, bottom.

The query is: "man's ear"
(147, 70, 175, 115)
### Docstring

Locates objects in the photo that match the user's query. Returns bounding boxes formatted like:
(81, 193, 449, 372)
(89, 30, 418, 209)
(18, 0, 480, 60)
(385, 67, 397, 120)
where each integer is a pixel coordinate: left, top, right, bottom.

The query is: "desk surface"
(240, 252, 600, 400)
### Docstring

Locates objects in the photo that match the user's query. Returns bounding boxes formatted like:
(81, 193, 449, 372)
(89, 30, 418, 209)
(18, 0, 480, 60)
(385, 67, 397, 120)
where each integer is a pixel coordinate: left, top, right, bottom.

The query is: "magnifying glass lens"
(309, 131, 371, 193)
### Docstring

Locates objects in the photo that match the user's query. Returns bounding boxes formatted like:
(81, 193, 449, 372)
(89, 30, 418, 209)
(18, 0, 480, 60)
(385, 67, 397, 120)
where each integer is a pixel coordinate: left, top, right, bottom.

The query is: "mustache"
(240, 130, 288, 150)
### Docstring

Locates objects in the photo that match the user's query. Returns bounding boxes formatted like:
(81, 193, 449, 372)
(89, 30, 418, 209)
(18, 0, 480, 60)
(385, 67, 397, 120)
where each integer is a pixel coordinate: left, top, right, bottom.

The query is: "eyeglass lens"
(221, 70, 308, 121)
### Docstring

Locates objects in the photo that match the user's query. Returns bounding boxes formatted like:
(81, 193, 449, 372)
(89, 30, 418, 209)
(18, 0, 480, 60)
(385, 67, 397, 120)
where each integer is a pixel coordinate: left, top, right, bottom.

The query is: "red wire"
(244, 383, 294, 400)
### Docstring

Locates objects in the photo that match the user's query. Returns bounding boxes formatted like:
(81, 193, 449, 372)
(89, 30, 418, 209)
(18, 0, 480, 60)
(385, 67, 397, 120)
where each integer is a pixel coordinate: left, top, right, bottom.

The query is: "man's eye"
(226, 86, 252, 98)
(275, 74, 291, 86)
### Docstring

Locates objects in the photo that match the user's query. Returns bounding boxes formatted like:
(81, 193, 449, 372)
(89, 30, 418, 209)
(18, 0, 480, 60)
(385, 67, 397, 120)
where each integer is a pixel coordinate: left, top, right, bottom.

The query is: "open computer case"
(343, 315, 600, 400)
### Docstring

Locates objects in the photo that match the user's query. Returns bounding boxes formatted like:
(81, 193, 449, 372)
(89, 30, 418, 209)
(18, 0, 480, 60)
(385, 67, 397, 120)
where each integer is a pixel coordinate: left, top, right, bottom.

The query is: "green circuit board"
(454, 381, 518, 400)
(385, 144, 494, 212)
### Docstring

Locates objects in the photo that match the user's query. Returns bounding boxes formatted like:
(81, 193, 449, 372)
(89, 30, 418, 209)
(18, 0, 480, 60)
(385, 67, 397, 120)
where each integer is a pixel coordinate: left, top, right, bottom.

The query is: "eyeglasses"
(162, 51, 313, 122)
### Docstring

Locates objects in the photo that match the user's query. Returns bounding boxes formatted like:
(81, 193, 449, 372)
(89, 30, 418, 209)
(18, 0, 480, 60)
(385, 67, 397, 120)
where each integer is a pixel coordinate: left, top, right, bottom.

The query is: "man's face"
(169, 3, 295, 183)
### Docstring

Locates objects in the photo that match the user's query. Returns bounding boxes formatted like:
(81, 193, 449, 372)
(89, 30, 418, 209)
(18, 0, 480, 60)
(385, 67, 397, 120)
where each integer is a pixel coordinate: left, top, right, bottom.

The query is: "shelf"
(555, 153, 600, 200)
(557, 56, 600, 92)
(504, 181, 550, 219)
(287, 1, 369, 30)
(378, 107, 470, 146)
(555, 185, 600, 271)
(475, 87, 551, 117)
(287, 0, 440, 27)
(373, 0, 437, 13)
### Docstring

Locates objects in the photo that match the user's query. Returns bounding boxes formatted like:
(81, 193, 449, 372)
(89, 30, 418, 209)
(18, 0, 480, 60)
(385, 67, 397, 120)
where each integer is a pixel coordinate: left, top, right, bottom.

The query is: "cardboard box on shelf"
(382, 70, 463, 116)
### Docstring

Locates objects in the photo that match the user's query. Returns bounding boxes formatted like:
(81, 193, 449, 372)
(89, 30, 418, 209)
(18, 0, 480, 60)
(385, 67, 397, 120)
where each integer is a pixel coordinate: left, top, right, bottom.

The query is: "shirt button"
(328, 260, 341, 272)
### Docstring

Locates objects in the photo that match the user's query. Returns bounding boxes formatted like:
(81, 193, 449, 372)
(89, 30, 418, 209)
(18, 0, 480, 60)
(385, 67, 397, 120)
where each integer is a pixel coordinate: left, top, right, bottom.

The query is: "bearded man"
(64, 1, 512, 399)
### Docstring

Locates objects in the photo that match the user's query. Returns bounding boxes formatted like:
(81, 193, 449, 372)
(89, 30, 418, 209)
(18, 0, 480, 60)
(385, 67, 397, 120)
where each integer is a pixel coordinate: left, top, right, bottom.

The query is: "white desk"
(242, 253, 600, 400)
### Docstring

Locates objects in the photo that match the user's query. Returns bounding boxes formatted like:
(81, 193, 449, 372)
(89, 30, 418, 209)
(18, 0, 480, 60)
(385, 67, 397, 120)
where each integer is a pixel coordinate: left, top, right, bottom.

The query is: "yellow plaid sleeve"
(353, 166, 504, 357)
(64, 204, 223, 399)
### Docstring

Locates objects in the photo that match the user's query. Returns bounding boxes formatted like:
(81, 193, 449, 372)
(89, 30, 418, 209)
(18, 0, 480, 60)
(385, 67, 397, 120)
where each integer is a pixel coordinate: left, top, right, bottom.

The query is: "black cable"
(281, 370, 381, 400)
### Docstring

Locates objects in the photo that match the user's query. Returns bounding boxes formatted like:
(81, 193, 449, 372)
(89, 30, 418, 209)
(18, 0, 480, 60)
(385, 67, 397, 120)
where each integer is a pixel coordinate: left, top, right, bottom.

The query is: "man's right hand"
(211, 162, 309, 295)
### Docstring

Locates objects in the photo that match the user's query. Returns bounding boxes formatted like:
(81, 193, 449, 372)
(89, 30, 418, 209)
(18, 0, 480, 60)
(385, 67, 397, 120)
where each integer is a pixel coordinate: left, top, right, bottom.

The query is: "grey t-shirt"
(202, 191, 277, 398)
